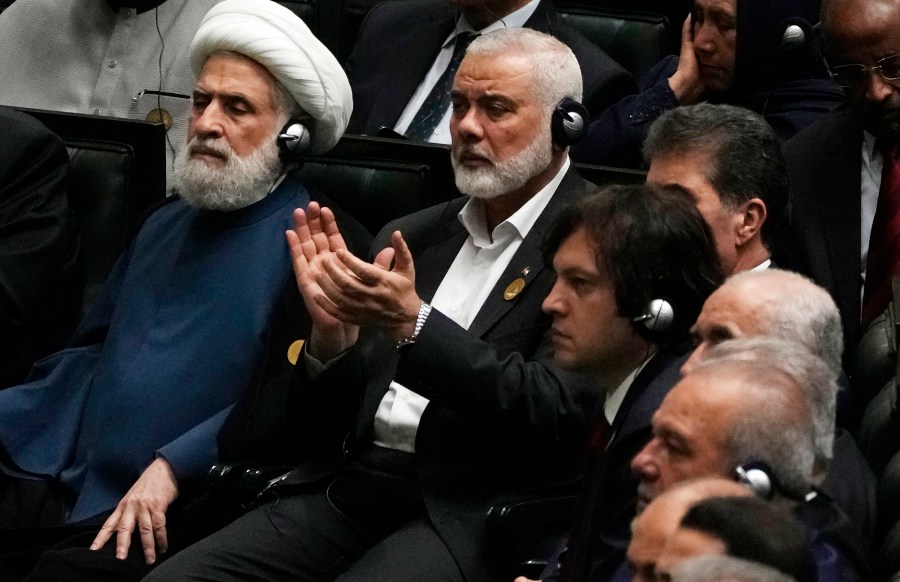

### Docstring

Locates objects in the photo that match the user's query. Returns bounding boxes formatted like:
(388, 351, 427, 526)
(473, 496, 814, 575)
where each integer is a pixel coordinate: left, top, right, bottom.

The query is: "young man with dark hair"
(531, 182, 723, 582)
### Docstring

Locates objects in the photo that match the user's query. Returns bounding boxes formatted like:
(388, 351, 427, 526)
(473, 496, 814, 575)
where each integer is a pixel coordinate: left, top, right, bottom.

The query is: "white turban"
(190, 0, 352, 154)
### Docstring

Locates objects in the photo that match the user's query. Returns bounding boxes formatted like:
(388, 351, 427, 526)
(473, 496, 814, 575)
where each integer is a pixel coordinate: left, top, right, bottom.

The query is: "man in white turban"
(0, 1, 366, 579)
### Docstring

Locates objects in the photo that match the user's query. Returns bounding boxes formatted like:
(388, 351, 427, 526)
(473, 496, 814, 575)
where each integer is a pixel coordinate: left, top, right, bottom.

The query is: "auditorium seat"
(558, 0, 690, 55)
(854, 282, 900, 581)
(274, 0, 346, 61)
(293, 135, 459, 235)
(16, 108, 167, 314)
(557, 5, 671, 81)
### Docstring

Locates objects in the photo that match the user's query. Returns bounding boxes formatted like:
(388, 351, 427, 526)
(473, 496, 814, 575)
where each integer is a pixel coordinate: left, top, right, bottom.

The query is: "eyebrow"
(192, 88, 257, 111)
(705, 324, 736, 343)
(477, 92, 518, 108)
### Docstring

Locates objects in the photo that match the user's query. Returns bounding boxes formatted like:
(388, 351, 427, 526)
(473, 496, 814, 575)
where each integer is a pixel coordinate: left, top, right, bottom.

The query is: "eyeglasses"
(829, 54, 900, 89)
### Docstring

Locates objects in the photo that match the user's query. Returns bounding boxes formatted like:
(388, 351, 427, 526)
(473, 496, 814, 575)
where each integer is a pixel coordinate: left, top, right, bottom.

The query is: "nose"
(865, 70, 897, 103)
(680, 344, 705, 375)
(693, 20, 716, 55)
(542, 279, 565, 315)
(191, 101, 224, 141)
(452, 105, 483, 144)
(631, 439, 659, 480)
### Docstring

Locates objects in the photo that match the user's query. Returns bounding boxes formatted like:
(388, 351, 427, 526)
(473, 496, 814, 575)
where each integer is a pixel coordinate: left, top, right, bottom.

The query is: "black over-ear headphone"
(631, 298, 675, 335)
(735, 461, 775, 500)
(276, 119, 311, 162)
(551, 97, 589, 147)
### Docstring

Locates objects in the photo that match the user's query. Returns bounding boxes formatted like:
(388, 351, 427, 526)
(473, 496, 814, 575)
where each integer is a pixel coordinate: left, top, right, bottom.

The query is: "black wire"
(155, 6, 176, 173)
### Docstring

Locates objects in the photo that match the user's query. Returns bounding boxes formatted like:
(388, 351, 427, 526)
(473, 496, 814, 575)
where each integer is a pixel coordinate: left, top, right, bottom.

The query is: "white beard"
(173, 135, 282, 211)
(451, 126, 553, 200)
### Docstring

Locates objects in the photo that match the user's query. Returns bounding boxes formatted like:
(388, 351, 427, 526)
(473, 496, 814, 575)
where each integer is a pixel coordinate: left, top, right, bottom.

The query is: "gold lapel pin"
(503, 267, 531, 301)
(286, 339, 305, 366)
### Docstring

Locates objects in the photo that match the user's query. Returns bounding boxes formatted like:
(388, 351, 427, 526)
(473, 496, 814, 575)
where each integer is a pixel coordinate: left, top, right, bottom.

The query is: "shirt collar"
(448, 0, 541, 45)
(604, 349, 658, 425)
(750, 258, 772, 272)
(457, 157, 570, 248)
(863, 130, 879, 165)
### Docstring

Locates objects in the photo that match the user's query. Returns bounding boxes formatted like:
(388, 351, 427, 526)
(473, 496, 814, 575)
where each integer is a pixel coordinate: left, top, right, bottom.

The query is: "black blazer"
(344, 0, 637, 135)
(543, 351, 686, 582)
(782, 107, 864, 373)
(222, 167, 601, 582)
(0, 106, 79, 388)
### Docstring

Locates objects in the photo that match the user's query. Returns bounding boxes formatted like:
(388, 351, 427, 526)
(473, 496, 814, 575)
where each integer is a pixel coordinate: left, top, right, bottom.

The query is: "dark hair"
(643, 104, 789, 251)
(679, 496, 817, 582)
(544, 183, 723, 347)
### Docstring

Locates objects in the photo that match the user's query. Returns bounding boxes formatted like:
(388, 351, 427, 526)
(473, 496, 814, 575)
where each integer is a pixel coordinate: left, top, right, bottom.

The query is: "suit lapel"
(819, 111, 864, 332)
(467, 167, 587, 338)
(415, 201, 469, 302)
(367, 6, 456, 133)
(524, 0, 554, 33)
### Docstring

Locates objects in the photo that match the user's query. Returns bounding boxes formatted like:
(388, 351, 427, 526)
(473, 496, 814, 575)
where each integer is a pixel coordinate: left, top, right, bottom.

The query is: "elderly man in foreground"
(0, 0, 367, 578)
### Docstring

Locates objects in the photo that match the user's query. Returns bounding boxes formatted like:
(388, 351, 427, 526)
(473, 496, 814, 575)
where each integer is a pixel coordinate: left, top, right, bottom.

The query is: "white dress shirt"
(392, 0, 540, 143)
(603, 350, 657, 426)
(860, 131, 882, 296)
(372, 158, 571, 452)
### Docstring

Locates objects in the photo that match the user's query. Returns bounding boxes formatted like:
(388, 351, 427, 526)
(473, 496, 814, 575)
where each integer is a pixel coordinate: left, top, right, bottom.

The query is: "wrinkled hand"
(668, 15, 707, 104)
(316, 230, 420, 342)
(286, 202, 360, 360)
(90, 457, 178, 565)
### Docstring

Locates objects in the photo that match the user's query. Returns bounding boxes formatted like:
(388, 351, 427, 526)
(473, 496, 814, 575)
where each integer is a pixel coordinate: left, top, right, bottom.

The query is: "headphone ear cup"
(632, 298, 675, 333)
(276, 119, 311, 161)
(778, 18, 811, 53)
(735, 462, 775, 500)
(551, 97, 590, 147)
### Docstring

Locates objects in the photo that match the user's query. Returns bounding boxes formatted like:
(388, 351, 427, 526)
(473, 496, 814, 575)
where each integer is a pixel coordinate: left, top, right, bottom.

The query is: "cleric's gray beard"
(451, 126, 553, 199)
(173, 136, 282, 211)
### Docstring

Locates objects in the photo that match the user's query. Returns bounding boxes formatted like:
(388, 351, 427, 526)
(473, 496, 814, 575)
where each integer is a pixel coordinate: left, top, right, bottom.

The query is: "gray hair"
(643, 104, 789, 250)
(720, 269, 841, 473)
(692, 339, 821, 497)
(672, 556, 797, 582)
(466, 28, 583, 114)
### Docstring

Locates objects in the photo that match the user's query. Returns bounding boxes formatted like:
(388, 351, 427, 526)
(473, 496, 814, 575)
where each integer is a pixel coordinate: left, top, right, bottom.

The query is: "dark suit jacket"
(542, 351, 687, 582)
(782, 107, 863, 374)
(0, 106, 79, 388)
(344, 0, 637, 136)
(222, 166, 599, 582)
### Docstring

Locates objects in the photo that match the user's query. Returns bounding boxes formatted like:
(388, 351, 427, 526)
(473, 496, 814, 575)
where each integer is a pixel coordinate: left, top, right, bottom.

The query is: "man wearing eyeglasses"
(781, 0, 900, 383)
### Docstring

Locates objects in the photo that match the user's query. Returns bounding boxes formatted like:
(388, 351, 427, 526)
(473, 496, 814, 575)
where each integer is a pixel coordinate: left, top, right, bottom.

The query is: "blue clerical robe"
(0, 176, 309, 523)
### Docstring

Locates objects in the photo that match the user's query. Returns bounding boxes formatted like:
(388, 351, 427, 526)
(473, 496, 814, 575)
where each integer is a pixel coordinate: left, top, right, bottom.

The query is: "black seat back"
(558, 6, 672, 81)
(295, 135, 459, 235)
(16, 108, 167, 311)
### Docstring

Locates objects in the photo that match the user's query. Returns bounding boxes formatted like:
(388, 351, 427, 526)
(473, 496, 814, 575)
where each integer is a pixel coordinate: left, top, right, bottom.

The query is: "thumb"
(373, 246, 395, 271)
(390, 231, 415, 276)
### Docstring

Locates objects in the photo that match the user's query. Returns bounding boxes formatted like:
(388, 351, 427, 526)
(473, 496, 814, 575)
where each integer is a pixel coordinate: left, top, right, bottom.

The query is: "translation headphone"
(631, 298, 675, 334)
(778, 18, 812, 53)
(735, 461, 775, 500)
(551, 97, 589, 147)
(276, 119, 311, 162)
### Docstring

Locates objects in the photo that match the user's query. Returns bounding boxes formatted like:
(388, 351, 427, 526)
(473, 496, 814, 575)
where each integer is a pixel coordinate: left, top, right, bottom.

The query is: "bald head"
(685, 269, 842, 377)
(631, 356, 816, 510)
(820, 0, 900, 139)
(628, 479, 752, 582)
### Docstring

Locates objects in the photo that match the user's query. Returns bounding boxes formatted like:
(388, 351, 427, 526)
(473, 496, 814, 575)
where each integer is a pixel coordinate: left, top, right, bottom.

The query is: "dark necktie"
(405, 32, 478, 141)
(558, 414, 614, 582)
(862, 141, 900, 323)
